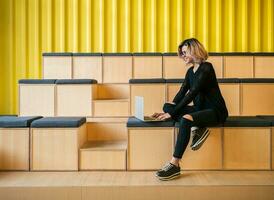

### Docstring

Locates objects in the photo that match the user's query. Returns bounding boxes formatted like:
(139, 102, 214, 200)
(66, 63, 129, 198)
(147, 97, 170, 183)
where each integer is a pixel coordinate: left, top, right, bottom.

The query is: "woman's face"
(180, 45, 194, 64)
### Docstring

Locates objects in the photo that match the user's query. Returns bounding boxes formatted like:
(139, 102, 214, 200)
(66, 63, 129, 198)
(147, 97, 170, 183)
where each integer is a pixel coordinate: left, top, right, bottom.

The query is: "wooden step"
(80, 141, 127, 170)
(0, 171, 273, 200)
(92, 99, 130, 117)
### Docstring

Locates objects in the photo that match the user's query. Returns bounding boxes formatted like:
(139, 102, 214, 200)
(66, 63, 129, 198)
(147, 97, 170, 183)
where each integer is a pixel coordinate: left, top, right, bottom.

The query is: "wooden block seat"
(133, 53, 162, 79)
(56, 79, 97, 117)
(163, 53, 189, 79)
(80, 141, 127, 170)
(72, 53, 102, 82)
(103, 53, 132, 83)
(19, 79, 57, 116)
(240, 78, 274, 116)
(0, 116, 42, 170)
(130, 78, 166, 116)
(223, 116, 272, 170)
(127, 117, 175, 170)
(43, 52, 73, 79)
(30, 117, 87, 171)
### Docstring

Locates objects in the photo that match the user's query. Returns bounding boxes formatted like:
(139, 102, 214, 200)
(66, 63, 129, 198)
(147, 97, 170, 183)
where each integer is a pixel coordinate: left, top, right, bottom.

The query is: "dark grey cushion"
(73, 53, 102, 56)
(240, 78, 274, 83)
(127, 117, 175, 127)
(129, 79, 166, 84)
(31, 117, 86, 128)
(174, 121, 222, 128)
(133, 53, 162, 56)
(0, 116, 42, 128)
(43, 52, 73, 56)
(19, 79, 57, 84)
(163, 53, 177, 56)
(103, 53, 132, 56)
(56, 79, 97, 84)
(223, 116, 271, 127)
(166, 79, 184, 83)
(256, 116, 274, 126)
(217, 78, 240, 83)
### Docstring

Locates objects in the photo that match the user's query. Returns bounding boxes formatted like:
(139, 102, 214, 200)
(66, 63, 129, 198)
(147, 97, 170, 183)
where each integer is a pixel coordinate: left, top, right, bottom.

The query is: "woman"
(153, 38, 228, 181)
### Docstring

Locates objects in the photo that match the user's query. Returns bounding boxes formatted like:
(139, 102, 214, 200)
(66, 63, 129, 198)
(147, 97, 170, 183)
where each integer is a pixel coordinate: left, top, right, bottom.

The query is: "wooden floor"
(0, 171, 273, 200)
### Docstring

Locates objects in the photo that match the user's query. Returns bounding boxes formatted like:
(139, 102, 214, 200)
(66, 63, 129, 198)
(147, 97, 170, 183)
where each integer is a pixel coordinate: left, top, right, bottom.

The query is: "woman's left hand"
(157, 113, 171, 120)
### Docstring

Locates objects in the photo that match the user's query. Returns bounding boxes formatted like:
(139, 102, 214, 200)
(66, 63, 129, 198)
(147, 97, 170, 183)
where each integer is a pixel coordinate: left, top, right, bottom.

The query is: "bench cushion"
(19, 79, 57, 84)
(103, 53, 132, 56)
(42, 52, 73, 56)
(0, 116, 42, 128)
(133, 53, 162, 56)
(127, 117, 175, 127)
(166, 79, 184, 83)
(240, 78, 274, 83)
(56, 79, 97, 84)
(31, 117, 86, 128)
(223, 116, 271, 127)
(256, 116, 274, 126)
(73, 53, 102, 56)
(217, 78, 240, 83)
(129, 78, 166, 84)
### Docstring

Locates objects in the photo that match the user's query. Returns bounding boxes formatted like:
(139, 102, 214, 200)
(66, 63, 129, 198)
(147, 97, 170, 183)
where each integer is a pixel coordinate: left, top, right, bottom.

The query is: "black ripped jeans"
(163, 103, 220, 159)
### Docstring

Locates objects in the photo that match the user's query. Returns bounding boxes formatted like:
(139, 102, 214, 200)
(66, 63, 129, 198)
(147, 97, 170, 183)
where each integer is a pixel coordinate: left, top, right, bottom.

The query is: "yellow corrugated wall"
(0, 0, 273, 114)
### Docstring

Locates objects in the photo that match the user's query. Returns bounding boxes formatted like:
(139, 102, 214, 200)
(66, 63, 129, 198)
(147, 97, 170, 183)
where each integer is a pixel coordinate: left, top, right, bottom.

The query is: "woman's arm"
(172, 70, 190, 104)
(168, 64, 211, 117)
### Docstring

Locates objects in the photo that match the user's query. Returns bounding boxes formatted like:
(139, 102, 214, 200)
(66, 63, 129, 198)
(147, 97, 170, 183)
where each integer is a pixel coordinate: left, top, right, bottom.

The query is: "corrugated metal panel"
(1, 0, 274, 114)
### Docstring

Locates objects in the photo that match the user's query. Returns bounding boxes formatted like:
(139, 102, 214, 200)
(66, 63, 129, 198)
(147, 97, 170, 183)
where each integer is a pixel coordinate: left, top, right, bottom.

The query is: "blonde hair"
(178, 38, 208, 63)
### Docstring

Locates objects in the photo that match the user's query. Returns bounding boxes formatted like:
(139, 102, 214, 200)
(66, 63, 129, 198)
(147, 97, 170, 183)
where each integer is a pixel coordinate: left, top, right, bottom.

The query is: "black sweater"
(170, 62, 228, 123)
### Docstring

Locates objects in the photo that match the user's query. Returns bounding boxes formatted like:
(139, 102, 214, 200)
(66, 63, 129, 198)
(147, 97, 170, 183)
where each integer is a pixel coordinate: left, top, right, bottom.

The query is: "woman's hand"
(151, 112, 164, 118)
(157, 113, 171, 120)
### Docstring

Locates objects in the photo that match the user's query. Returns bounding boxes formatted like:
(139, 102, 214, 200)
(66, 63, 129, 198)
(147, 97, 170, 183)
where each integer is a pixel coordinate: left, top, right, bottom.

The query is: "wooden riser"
(43, 56, 72, 79)
(80, 141, 127, 170)
(92, 100, 130, 117)
(0, 171, 273, 200)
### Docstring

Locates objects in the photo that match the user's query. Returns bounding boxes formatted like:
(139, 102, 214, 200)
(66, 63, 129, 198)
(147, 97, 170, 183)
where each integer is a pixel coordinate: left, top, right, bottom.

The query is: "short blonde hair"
(178, 38, 208, 62)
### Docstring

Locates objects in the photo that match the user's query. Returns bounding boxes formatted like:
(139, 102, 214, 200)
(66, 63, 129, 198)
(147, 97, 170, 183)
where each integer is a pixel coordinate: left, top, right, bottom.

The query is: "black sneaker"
(190, 127, 210, 151)
(155, 163, 181, 181)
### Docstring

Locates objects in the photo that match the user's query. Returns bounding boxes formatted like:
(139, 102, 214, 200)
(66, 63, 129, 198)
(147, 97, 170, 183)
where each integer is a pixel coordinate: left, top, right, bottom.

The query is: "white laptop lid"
(135, 96, 144, 121)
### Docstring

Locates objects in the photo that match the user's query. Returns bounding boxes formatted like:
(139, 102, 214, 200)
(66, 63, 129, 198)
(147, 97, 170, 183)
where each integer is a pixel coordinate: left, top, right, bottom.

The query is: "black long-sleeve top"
(170, 61, 228, 123)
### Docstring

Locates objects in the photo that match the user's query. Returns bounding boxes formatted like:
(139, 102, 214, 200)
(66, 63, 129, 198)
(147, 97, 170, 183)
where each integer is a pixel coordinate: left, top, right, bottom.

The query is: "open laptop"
(134, 96, 164, 122)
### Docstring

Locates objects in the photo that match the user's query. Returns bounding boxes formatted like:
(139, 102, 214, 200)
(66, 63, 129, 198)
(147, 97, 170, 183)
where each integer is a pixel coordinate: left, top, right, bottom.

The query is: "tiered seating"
(11, 52, 274, 173)
(0, 116, 42, 170)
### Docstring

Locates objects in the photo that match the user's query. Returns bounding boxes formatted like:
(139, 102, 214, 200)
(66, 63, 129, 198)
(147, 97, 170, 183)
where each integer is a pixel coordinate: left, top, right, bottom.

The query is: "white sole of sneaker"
(156, 172, 181, 181)
(191, 129, 210, 151)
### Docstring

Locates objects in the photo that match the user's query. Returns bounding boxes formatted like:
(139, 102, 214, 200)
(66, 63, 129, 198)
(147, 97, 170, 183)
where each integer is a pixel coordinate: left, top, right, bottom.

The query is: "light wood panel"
(163, 56, 188, 79)
(56, 85, 96, 117)
(19, 84, 55, 117)
(31, 124, 86, 171)
(96, 84, 129, 100)
(167, 83, 181, 102)
(130, 84, 166, 116)
(219, 83, 240, 116)
(224, 56, 253, 78)
(87, 122, 127, 141)
(92, 99, 129, 117)
(0, 128, 29, 170)
(73, 56, 102, 83)
(133, 56, 162, 78)
(177, 128, 222, 170)
(207, 56, 223, 78)
(254, 56, 274, 78)
(43, 56, 72, 79)
(103, 56, 132, 83)
(128, 128, 174, 170)
(241, 84, 274, 115)
(80, 141, 127, 170)
(223, 127, 271, 169)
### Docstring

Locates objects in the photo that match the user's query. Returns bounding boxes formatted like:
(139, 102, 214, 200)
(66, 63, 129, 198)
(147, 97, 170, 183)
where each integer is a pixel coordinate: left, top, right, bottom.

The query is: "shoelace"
(163, 163, 173, 172)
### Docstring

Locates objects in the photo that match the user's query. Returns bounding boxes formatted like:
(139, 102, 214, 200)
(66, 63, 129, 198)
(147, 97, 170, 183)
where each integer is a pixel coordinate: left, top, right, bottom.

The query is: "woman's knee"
(183, 114, 193, 121)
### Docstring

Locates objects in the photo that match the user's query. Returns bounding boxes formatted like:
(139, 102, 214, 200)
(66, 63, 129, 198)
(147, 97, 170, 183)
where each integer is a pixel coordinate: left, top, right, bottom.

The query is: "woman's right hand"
(151, 112, 164, 118)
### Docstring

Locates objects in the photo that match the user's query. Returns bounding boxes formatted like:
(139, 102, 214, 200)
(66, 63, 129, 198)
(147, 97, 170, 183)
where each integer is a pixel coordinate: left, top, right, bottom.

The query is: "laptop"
(134, 96, 164, 122)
